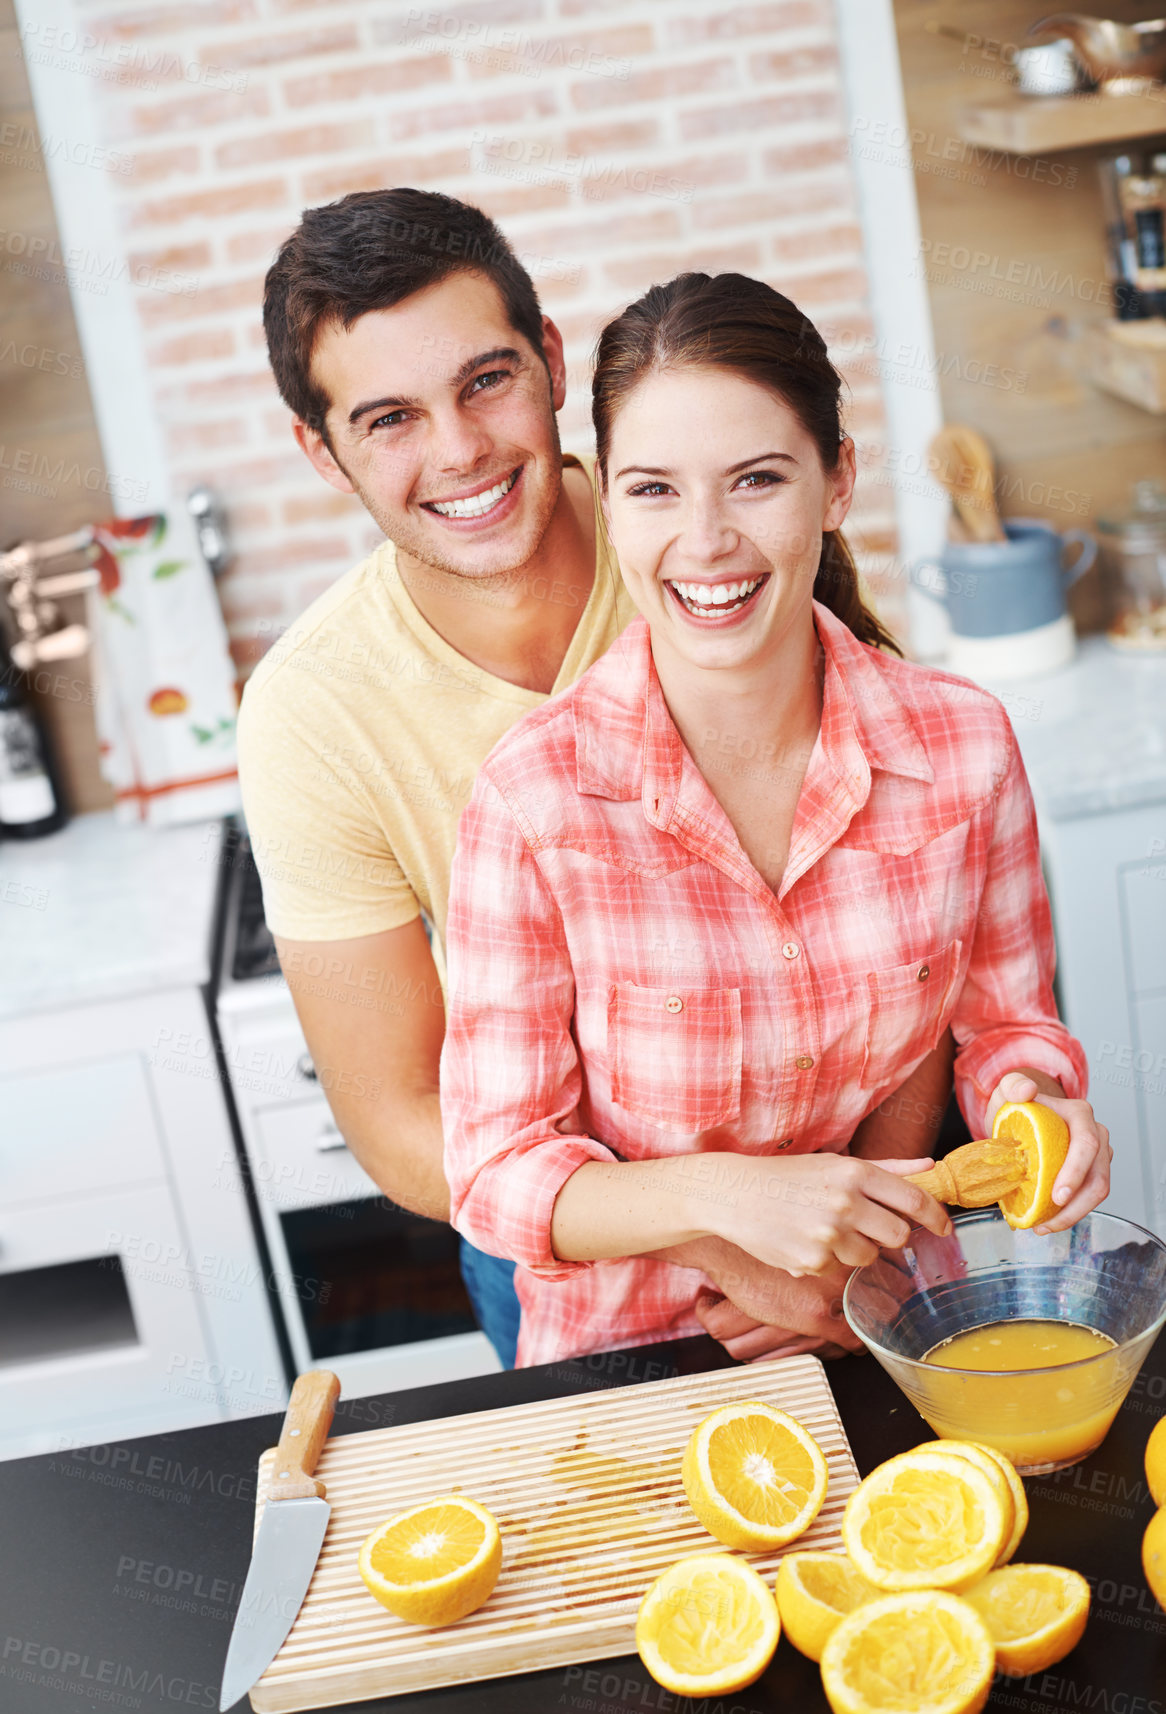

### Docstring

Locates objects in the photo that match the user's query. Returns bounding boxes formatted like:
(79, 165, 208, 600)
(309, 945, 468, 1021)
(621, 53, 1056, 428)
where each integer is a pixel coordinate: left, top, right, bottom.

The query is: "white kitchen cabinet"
(0, 814, 287, 1459)
(1036, 805, 1165, 1233)
(1132, 994, 1166, 1235)
(986, 643, 1166, 1238)
(2, 1054, 164, 1206)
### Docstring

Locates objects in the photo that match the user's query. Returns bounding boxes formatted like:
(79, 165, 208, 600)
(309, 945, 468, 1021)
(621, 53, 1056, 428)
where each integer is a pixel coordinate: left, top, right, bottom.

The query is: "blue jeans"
(459, 1238, 520, 1369)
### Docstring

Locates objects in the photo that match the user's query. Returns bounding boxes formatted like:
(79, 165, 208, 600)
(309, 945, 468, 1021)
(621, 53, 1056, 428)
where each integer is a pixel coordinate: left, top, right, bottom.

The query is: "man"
(239, 186, 953, 1368)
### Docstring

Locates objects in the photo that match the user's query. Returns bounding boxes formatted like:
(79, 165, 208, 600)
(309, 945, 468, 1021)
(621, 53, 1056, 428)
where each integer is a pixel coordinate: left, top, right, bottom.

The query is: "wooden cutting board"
(249, 1355, 860, 1712)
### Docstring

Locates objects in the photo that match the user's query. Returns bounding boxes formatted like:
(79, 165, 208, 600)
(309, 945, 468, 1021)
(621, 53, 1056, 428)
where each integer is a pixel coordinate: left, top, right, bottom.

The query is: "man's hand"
(986, 1069, 1111, 1234)
(694, 1297, 857, 1362)
(694, 1259, 862, 1363)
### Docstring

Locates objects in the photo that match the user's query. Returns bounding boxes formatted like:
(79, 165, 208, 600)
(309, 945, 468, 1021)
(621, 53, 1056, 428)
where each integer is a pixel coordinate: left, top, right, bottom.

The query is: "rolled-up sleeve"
(952, 726, 1088, 1136)
(441, 771, 618, 1280)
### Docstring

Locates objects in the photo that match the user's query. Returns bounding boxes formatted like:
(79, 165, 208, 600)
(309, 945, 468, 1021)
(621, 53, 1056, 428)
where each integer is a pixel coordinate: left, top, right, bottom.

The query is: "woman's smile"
(664, 572, 771, 624)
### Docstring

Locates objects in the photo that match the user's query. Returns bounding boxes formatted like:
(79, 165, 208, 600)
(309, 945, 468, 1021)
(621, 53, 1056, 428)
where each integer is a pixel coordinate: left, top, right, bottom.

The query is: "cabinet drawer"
(0, 1184, 213, 1442)
(252, 1098, 381, 1212)
(223, 1027, 322, 1110)
(0, 1055, 163, 1207)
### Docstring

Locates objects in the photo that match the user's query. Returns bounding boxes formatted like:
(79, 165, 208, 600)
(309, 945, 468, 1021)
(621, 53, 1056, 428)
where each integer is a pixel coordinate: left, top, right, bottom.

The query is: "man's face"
(296, 271, 567, 581)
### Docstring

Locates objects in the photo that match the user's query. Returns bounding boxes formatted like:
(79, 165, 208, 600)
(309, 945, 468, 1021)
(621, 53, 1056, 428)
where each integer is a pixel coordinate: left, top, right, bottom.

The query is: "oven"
(212, 821, 500, 1395)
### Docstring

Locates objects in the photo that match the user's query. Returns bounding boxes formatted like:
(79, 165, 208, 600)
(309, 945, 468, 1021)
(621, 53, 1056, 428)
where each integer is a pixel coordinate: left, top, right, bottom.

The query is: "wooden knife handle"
(271, 1369, 341, 1502)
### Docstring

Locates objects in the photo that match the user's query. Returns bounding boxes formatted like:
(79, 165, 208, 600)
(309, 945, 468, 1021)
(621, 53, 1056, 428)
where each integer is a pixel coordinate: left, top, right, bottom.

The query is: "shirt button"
(917, 963, 930, 981)
(795, 1055, 814, 1070)
(782, 941, 800, 960)
(665, 995, 684, 1014)
(776, 1138, 793, 1151)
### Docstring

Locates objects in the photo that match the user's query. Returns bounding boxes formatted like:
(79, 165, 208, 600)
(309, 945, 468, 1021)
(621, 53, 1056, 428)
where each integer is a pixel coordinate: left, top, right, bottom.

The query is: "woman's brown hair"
(591, 272, 900, 655)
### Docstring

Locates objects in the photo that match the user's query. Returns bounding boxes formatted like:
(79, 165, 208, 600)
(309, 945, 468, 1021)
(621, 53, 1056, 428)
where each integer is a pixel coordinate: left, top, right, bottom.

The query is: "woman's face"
(602, 366, 856, 675)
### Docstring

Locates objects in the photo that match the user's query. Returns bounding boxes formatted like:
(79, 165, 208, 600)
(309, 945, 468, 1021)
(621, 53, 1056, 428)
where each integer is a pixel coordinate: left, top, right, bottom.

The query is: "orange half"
(681, 1400, 828, 1550)
(358, 1496, 502, 1626)
(993, 1102, 1071, 1230)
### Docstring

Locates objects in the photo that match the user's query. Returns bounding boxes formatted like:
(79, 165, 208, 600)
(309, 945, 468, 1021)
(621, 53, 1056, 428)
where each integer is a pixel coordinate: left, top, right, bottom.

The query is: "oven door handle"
(316, 1124, 349, 1153)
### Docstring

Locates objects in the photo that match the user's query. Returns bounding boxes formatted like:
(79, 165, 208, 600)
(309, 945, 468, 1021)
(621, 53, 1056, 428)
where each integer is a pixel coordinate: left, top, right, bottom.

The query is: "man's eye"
(736, 470, 786, 489)
(370, 410, 409, 430)
(626, 481, 673, 497)
(468, 369, 509, 394)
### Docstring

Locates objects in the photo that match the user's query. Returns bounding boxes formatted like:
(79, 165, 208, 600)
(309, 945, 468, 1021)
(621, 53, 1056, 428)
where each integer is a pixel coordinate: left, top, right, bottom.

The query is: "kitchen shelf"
(957, 90, 1166, 156)
(1079, 320, 1166, 413)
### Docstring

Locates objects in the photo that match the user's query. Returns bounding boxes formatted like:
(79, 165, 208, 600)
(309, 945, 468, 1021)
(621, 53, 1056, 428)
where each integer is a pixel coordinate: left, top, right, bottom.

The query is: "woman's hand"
(986, 1070, 1111, 1234)
(703, 1152, 951, 1276)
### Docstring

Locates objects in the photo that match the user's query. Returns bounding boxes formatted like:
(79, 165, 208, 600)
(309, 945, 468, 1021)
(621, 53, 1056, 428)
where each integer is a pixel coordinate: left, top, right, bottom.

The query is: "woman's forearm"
(551, 1148, 951, 1276)
(550, 1157, 711, 1261)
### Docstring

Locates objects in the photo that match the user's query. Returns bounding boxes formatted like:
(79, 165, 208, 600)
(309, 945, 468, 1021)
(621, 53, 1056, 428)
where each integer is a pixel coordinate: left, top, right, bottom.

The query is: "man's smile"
(421, 466, 523, 523)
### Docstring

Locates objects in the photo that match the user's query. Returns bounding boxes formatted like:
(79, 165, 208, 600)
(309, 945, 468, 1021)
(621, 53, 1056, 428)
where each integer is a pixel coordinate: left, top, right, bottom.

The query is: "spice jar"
(1096, 479, 1166, 651)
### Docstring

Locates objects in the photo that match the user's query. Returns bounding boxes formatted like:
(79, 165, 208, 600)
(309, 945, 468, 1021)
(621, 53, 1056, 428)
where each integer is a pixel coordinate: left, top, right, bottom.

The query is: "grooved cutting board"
(248, 1356, 859, 1712)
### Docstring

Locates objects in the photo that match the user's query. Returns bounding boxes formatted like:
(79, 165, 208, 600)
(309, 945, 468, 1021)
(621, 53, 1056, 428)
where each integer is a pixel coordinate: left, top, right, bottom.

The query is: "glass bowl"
(843, 1209, 1166, 1473)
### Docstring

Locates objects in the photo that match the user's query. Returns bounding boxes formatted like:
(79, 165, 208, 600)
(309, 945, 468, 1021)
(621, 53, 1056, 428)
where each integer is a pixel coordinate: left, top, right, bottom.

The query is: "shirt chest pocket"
(860, 938, 963, 1089)
(608, 982, 742, 1132)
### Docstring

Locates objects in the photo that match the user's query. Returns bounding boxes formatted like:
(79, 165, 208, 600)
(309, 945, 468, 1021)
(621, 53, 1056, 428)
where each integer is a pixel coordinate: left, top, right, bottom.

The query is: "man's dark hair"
(263, 187, 547, 440)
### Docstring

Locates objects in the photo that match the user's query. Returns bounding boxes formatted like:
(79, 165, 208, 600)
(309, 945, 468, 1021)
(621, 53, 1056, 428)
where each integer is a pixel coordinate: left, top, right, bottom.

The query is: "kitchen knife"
(219, 1369, 341, 1711)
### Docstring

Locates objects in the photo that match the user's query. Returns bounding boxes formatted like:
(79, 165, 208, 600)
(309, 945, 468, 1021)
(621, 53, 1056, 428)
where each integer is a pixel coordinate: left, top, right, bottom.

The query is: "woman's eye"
(468, 369, 509, 394)
(626, 481, 673, 497)
(736, 469, 786, 489)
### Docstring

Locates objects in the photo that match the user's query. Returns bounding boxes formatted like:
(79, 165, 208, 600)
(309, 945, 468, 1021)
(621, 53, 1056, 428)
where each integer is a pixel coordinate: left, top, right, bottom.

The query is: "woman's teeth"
(668, 577, 765, 615)
(429, 471, 517, 519)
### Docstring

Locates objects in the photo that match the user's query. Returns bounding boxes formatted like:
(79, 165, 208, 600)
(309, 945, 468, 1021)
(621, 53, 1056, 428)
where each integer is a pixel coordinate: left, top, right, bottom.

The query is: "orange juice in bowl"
(844, 1210, 1166, 1474)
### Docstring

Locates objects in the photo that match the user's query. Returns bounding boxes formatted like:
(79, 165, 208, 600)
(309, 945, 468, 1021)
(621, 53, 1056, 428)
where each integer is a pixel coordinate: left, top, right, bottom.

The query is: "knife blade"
(219, 1369, 341, 1711)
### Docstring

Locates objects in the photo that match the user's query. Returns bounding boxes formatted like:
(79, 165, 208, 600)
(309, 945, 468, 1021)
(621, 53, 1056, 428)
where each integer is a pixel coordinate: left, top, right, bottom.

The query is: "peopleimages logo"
(0, 226, 197, 296)
(0, 121, 133, 175)
(0, 445, 148, 504)
(471, 131, 694, 203)
(21, 23, 248, 93)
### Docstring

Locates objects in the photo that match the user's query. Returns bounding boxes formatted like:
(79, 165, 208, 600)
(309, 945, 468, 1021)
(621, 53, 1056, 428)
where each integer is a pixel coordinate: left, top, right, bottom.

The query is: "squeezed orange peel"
(907, 1101, 1071, 1231)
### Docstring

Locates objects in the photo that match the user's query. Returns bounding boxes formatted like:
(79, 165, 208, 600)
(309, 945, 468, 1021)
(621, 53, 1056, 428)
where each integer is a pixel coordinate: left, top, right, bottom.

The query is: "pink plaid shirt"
(441, 603, 1087, 1367)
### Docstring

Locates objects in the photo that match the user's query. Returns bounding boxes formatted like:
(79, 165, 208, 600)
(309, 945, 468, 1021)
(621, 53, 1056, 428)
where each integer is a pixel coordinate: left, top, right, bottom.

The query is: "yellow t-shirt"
(237, 454, 635, 973)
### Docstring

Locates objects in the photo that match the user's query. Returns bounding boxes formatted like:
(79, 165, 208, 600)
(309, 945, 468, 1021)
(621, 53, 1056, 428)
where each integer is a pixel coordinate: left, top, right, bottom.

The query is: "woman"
(439, 273, 1110, 1369)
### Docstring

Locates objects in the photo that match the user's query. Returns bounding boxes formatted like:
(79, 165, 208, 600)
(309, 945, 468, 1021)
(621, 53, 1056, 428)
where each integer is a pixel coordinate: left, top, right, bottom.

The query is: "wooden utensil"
(246, 1357, 860, 1711)
(906, 1137, 1028, 1208)
(928, 424, 1007, 543)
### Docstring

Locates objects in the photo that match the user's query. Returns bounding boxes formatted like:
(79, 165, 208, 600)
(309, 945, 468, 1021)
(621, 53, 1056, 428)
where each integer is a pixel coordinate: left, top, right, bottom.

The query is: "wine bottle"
(0, 625, 68, 838)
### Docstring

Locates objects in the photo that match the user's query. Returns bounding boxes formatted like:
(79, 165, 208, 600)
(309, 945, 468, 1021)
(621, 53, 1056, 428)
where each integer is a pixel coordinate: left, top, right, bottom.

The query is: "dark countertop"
(4, 1333, 1165, 1714)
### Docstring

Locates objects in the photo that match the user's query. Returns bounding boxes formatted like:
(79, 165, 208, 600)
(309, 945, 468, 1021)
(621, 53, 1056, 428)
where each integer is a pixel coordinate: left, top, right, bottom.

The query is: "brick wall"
(54, 0, 901, 675)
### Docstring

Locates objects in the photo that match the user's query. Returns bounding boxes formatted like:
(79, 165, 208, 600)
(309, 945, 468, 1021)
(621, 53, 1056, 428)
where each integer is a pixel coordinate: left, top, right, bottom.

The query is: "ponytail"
(815, 528, 902, 656)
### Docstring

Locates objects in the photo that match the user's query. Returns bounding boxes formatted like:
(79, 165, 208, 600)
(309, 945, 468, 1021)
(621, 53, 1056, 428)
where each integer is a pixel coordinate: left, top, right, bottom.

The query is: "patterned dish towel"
(86, 511, 242, 826)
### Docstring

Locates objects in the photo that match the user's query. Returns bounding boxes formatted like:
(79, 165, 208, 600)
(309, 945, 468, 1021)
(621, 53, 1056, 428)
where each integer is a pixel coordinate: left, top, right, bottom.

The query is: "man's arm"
(275, 918, 450, 1221)
(849, 1028, 956, 1160)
